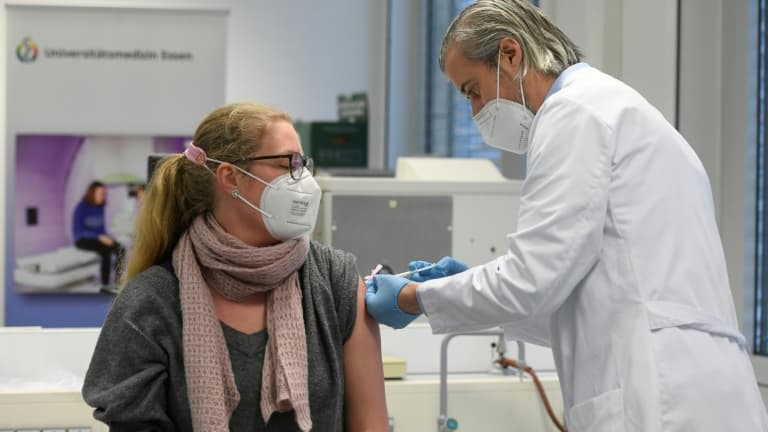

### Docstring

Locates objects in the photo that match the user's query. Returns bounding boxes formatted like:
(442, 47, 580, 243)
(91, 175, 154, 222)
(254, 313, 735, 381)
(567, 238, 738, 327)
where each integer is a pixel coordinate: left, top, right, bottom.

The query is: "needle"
(364, 262, 440, 281)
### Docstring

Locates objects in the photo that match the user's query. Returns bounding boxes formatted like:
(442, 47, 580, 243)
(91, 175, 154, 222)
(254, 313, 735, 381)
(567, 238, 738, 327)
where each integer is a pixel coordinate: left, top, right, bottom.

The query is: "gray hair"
(439, 0, 583, 76)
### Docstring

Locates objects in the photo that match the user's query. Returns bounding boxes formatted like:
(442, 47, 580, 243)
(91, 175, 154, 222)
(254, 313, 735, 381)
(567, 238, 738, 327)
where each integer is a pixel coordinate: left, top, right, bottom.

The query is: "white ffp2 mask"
(233, 169, 322, 241)
(472, 52, 534, 154)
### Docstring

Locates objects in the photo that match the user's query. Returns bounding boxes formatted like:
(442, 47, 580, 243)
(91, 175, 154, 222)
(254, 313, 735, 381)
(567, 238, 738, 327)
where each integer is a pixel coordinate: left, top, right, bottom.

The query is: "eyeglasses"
(241, 152, 314, 181)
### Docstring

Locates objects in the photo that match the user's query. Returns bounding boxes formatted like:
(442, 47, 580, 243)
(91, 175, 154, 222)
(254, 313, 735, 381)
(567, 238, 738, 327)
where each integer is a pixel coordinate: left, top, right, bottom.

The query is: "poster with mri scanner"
(13, 135, 189, 294)
(4, 3, 226, 326)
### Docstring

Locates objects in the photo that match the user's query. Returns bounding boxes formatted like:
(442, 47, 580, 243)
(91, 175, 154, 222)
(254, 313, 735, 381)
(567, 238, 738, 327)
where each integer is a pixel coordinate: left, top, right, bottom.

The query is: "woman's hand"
(98, 235, 114, 246)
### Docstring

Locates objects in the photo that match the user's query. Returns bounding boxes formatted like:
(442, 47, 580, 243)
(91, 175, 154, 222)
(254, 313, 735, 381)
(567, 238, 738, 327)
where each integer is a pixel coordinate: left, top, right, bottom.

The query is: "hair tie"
(184, 142, 207, 165)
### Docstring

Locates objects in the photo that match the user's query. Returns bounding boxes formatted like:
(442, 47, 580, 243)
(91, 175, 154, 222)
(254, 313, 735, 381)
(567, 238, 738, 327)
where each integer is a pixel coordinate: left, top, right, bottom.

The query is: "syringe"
(365, 262, 440, 281)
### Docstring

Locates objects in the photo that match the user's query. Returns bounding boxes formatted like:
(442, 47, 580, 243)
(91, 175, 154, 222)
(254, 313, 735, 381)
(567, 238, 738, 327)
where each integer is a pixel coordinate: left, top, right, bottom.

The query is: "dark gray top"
(82, 241, 359, 431)
(222, 324, 271, 430)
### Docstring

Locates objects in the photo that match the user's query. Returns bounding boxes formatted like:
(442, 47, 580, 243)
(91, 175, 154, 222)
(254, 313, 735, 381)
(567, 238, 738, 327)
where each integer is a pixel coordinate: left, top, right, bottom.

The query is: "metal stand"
(437, 330, 526, 431)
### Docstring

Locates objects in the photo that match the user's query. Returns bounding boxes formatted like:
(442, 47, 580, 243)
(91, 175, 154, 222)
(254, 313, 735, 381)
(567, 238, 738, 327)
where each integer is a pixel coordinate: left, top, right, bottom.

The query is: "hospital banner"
(5, 3, 227, 326)
(7, 4, 227, 135)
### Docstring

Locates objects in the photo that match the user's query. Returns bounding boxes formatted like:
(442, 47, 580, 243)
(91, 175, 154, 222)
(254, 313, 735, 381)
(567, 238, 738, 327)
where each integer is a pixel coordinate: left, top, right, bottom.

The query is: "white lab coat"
(418, 65, 768, 431)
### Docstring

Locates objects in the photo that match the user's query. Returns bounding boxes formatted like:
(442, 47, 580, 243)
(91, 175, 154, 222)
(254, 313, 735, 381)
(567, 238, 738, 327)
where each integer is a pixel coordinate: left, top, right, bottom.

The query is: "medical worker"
(365, 0, 768, 430)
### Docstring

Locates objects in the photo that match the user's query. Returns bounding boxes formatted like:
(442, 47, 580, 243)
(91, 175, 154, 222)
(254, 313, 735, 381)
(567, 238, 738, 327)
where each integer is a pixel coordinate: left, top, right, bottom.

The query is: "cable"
(497, 356, 567, 432)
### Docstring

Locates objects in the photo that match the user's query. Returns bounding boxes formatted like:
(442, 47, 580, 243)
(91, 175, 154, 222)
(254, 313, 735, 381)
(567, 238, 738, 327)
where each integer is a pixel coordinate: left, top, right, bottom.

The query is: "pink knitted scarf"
(172, 214, 312, 431)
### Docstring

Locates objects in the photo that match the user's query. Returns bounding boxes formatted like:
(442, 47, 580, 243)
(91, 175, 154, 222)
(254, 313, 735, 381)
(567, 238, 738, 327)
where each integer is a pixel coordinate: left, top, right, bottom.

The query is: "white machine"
(14, 247, 102, 294)
(314, 157, 522, 278)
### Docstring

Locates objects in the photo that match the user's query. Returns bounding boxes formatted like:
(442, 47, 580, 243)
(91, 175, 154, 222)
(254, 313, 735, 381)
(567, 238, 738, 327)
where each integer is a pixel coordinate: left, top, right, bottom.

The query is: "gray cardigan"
(82, 241, 359, 431)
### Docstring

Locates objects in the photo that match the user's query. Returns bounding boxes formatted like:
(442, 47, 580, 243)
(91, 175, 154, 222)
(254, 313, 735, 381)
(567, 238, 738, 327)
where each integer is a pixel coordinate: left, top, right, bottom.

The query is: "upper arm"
(342, 278, 388, 432)
(316, 242, 388, 430)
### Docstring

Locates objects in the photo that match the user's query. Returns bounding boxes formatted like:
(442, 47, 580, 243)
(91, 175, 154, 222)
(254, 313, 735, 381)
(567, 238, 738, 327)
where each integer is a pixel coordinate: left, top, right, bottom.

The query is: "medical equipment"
(437, 331, 524, 431)
(365, 262, 440, 281)
(295, 120, 367, 169)
(13, 247, 102, 294)
(313, 157, 522, 279)
(382, 355, 407, 379)
(496, 357, 566, 431)
(437, 331, 564, 432)
(392, 262, 439, 278)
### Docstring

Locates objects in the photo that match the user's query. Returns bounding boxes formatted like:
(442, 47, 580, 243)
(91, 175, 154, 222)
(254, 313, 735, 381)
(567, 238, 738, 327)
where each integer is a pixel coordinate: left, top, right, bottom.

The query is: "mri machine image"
(13, 247, 102, 294)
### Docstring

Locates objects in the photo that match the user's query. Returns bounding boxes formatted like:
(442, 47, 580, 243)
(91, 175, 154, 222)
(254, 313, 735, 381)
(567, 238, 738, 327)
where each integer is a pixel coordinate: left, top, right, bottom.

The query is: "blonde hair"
(439, 0, 582, 76)
(122, 102, 292, 284)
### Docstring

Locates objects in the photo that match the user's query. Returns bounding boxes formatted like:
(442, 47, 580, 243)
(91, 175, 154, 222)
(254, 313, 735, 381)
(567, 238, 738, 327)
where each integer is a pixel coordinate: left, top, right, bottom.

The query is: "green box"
(295, 121, 367, 168)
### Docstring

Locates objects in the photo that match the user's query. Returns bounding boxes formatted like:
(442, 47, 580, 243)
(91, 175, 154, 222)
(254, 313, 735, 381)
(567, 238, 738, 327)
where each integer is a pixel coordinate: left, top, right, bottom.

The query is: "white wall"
(541, 0, 678, 125)
(225, 0, 387, 170)
(720, 0, 756, 342)
(678, 0, 723, 219)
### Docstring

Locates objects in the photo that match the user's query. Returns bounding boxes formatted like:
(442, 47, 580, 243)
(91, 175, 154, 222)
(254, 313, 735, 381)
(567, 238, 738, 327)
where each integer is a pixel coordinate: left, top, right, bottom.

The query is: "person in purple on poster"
(72, 180, 125, 288)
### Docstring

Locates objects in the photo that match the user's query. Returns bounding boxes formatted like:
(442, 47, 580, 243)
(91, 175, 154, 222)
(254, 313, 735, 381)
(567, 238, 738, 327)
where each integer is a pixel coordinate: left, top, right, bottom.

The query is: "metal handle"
(437, 330, 526, 431)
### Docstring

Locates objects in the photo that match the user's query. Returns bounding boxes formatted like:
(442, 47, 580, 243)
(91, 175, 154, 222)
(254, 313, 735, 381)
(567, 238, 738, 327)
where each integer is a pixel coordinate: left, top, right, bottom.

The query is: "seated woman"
(82, 102, 388, 431)
(72, 180, 125, 288)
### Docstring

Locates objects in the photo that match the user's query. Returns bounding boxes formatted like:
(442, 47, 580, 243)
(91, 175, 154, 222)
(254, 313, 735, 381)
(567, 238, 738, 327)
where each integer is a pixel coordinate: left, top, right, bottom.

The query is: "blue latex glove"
(407, 256, 470, 282)
(365, 274, 421, 329)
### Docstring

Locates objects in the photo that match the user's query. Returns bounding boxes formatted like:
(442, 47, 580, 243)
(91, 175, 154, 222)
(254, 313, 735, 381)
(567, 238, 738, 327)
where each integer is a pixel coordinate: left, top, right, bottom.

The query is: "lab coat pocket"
(567, 388, 625, 432)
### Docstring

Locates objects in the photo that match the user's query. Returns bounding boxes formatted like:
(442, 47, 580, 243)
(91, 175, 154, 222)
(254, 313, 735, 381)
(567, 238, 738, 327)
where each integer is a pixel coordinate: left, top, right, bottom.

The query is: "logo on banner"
(16, 37, 39, 63)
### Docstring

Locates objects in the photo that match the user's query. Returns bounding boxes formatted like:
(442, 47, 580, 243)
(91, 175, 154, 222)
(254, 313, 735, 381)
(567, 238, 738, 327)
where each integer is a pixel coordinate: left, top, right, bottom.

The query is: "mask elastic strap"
(232, 189, 273, 218)
(206, 157, 276, 190)
(496, 50, 501, 106)
(519, 74, 527, 111)
(497, 49, 528, 112)
(203, 155, 275, 218)
(233, 164, 275, 189)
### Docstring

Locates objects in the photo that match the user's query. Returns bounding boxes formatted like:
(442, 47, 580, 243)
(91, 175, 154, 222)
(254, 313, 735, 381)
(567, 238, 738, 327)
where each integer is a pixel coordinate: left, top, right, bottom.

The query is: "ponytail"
(121, 154, 211, 284)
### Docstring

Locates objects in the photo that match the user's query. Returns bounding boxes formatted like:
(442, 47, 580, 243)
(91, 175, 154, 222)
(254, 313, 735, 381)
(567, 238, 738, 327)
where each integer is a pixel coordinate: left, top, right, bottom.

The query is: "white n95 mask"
(472, 52, 535, 154)
(232, 170, 322, 241)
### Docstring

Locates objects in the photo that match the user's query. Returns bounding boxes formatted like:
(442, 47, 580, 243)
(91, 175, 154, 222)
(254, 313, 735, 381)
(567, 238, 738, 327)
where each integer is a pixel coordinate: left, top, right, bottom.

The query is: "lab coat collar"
(545, 62, 591, 100)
